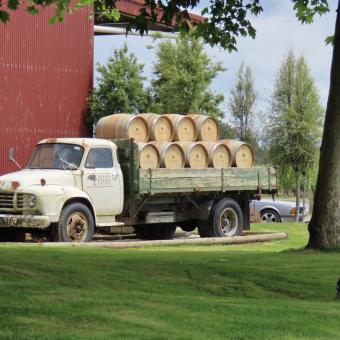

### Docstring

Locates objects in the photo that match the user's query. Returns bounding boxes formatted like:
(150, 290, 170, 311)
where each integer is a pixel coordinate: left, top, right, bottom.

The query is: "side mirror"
(8, 147, 22, 169)
(8, 147, 14, 161)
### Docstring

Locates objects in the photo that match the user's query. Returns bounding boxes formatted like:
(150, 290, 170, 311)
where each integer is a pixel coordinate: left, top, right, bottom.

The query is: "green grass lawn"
(0, 223, 339, 339)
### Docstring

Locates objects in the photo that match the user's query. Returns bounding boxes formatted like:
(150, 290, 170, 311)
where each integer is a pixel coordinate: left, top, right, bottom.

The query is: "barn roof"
(95, 0, 203, 32)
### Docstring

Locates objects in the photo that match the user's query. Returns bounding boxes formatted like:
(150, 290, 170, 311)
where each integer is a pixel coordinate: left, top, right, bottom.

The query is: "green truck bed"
(138, 167, 277, 195)
(115, 139, 278, 197)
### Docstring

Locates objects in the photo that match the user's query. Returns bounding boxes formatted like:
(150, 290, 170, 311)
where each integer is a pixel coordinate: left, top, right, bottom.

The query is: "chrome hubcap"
(261, 212, 279, 223)
(220, 208, 238, 236)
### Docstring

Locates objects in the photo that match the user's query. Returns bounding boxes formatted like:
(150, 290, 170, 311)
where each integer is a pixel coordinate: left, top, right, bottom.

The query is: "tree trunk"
(302, 171, 307, 223)
(309, 188, 314, 217)
(295, 170, 300, 223)
(308, 3, 340, 249)
(285, 188, 289, 197)
(240, 115, 245, 141)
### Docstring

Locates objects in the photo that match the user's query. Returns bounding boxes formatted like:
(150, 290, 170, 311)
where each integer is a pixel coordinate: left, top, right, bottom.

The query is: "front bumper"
(0, 214, 51, 229)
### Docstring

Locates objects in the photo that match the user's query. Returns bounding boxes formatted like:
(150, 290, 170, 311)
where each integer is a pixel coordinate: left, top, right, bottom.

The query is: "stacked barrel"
(95, 113, 255, 169)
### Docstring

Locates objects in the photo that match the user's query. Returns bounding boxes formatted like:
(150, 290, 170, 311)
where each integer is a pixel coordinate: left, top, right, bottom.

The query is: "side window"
(85, 148, 113, 169)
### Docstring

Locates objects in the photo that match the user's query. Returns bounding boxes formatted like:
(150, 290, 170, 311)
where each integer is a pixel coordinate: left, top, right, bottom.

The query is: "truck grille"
(0, 192, 24, 210)
(17, 193, 24, 209)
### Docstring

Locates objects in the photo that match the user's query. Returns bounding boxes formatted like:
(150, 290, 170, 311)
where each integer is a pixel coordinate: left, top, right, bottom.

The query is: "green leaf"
(325, 35, 334, 46)
(76, 0, 93, 7)
(48, 15, 62, 24)
(110, 8, 120, 21)
(201, 7, 209, 16)
(0, 10, 10, 23)
(99, 7, 120, 21)
(26, 6, 40, 16)
(7, 0, 19, 10)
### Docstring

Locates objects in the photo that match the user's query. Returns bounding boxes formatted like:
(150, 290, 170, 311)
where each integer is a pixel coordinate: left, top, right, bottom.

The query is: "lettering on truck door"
(82, 147, 122, 215)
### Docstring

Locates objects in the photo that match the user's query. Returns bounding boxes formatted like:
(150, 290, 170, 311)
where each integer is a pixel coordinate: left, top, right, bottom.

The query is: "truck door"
(82, 147, 123, 216)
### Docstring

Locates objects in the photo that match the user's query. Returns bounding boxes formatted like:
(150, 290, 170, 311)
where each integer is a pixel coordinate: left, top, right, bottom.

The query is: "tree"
(307, 6, 340, 249)
(220, 121, 237, 140)
(244, 128, 269, 165)
(87, 44, 147, 129)
(148, 36, 225, 117)
(267, 51, 323, 222)
(228, 62, 257, 141)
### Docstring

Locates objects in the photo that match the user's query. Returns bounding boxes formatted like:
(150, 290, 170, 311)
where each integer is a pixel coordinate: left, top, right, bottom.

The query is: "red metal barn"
(0, 7, 93, 175)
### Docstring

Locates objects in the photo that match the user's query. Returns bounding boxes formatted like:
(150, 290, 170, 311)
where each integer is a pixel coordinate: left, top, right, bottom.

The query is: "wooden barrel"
(139, 113, 174, 142)
(95, 114, 149, 142)
(200, 142, 231, 168)
(220, 140, 255, 167)
(176, 142, 208, 169)
(150, 142, 185, 169)
(164, 114, 197, 142)
(137, 143, 160, 169)
(188, 114, 220, 141)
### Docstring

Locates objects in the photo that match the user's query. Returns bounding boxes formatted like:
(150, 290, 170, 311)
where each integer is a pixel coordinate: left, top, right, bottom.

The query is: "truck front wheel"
(52, 203, 94, 242)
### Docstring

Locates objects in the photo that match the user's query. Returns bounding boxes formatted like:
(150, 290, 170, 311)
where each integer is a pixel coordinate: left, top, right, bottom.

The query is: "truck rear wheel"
(135, 223, 176, 240)
(198, 198, 243, 238)
(52, 203, 94, 242)
(212, 198, 243, 237)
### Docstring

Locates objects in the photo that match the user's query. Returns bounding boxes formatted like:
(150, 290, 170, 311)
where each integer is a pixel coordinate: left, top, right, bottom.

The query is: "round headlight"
(28, 194, 36, 208)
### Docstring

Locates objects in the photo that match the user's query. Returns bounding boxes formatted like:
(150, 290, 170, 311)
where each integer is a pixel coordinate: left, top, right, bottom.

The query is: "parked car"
(250, 199, 308, 223)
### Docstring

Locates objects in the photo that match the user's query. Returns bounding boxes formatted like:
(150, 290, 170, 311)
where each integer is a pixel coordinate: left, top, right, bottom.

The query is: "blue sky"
(94, 0, 337, 123)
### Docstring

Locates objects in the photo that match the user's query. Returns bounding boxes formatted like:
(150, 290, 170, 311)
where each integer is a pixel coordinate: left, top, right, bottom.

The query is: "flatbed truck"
(0, 138, 278, 242)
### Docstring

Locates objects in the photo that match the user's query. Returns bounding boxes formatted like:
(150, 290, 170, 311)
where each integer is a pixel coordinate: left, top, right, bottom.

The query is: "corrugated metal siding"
(0, 7, 93, 175)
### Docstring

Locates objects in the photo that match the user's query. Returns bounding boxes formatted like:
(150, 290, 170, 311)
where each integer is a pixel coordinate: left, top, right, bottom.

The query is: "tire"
(52, 203, 94, 242)
(135, 223, 176, 240)
(160, 224, 177, 239)
(197, 220, 213, 238)
(260, 209, 281, 223)
(210, 198, 243, 237)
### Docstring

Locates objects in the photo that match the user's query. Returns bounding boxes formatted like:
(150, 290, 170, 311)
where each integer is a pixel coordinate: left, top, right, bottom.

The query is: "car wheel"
(260, 209, 281, 223)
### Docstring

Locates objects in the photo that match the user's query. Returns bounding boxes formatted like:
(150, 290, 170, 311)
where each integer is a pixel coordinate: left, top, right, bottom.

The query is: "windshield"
(27, 143, 84, 170)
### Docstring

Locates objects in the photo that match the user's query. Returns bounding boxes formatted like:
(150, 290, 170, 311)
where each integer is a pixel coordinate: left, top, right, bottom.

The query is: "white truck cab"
(0, 138, 124, 242)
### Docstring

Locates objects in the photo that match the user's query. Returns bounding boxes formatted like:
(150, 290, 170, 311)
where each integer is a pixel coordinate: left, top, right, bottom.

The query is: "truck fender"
(53, 188, 97, 225)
